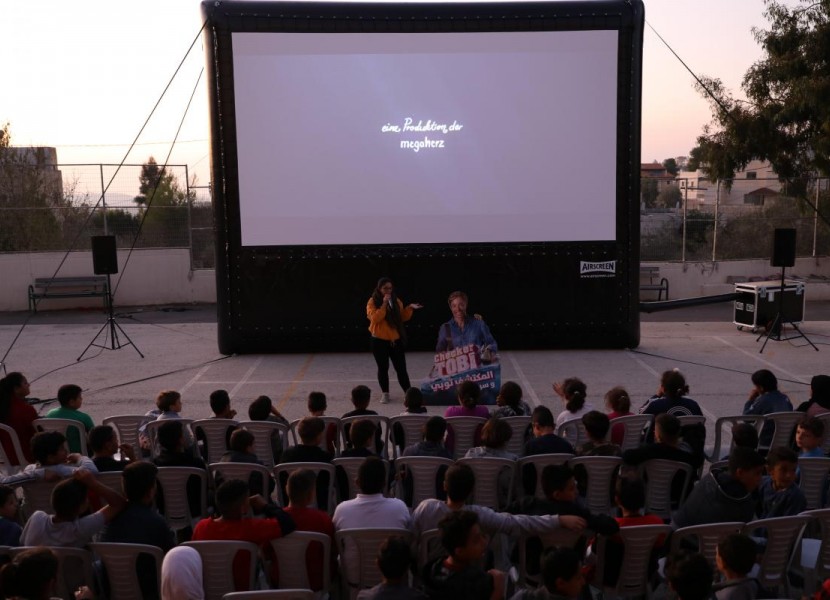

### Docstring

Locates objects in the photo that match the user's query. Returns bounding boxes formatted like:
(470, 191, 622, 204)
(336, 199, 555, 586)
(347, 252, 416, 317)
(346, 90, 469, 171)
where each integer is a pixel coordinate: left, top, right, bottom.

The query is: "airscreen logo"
(580, 260, 616, 279)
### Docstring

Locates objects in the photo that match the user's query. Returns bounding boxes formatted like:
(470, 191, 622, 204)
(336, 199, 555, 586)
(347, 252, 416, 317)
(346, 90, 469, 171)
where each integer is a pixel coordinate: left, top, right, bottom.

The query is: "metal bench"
(28, 276, 109, 313)
(640, 266, 669, 300)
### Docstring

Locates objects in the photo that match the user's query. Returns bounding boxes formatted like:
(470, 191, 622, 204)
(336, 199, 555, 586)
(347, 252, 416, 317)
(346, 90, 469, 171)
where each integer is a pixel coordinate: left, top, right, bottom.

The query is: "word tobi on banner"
(421, 344, 501, 406)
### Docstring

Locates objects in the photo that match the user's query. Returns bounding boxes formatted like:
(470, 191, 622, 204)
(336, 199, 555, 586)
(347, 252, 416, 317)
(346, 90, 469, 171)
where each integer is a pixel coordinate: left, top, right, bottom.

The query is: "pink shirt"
(443, 405, 489, 453)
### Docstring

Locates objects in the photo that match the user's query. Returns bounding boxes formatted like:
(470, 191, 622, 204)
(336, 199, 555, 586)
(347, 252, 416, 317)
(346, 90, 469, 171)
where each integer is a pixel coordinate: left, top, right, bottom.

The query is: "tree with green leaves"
(692, 1, 830, 185)
(662, 158, 679, 177)
(641, 178, 659, 208)
(134, 156, 194, 247)
(656, 184, 683, 209)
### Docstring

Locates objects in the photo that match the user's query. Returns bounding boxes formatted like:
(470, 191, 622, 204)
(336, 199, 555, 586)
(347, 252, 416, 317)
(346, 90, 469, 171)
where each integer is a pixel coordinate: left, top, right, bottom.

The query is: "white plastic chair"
(11, 545, 95, 600)
(143, 418, 195, 459)
(269, 531, 331, 596)
(708, 415, 764, 462)
(669, 522, 744, 566)
(677, 415, 707, 427)
(517, 453, 574, 499)
(288, 418, 341, 458)
(568, 455, 622, 515)
(457, 456, 517, 510)
(0, 423, 29, 474)
(335, 528, 413, 600)
(762, 412, 803, 450)
(96, 470, 124, 494)
(210, 461, 273, 500)
(502, 416, 533, 457)
(557, 419, 590, 447)
(743, 515, 811, 596)
(802, 508, 830, 593)
(89, 542, 164, 600)
(594, 524, 672, 599)
(388, 415, 430, 458)
(239, 420, 290, 469)
(638, 459, 694, 520)
(610, 414, 653, 452)
(33, 417, 89, 456)
(272, 462, 336, 513)
(20, 479, 61, 518)
(102, 415, 150, 452)
(798, 457, 830, 510)
(416, 528, 445, 574)
(445, 416, 487, 460)
(183, 540, 260, 600)
(332, 457, 390, 502)
(392, 456, 454, 508)
(224, 592, 314, 600)
(154, 466, 208, 531)
(340, 415, 390, 458)
(817, 413, 830, 455)
(192, 418, 238, 464)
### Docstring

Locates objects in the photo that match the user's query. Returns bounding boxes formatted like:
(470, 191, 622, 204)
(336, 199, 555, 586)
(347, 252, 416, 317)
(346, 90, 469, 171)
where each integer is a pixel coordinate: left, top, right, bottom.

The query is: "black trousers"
(371, 337, 411, 393)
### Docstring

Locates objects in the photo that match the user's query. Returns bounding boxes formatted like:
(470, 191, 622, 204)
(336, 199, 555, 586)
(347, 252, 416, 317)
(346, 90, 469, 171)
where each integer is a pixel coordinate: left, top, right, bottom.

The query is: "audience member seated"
(742, 369, 792, 448)
(422, 510, 506, 600)
(413, 464, 584, 572)
(0, 485, 21, 546)
(402, 416, 452, 459)
(796, 416, 825, 458)
(796, 374, 830, 417)
(672, 447, 765, 529)
(308, 391, 337, 455)
(280, 417, 333, 511)
(343, 385, 383, 454)
(492, 381, 532, 418)
(713, 533, 761, 600)
(575, 411, 622, 457)
(140, 389, 196, 454)
(0, 372, 38, 464)
(152, 419, 207, 523)
(44, 383, 94, 454)
(465, 418, 518, 460)
(622, 413, 701, 503)
(666, 551, 714, 600)
(639, 371, 702, 443)
(21, 469, 126, 547)
(249, 394, 289, 464)
(357, 535, 426, 600)
(192, 478, 296, 591)
(218, 428, 272, 498)
(757, 446, 806, 518)
(509, 547, 585, 600)
(209, 388, 237, 419)
(726, 423, 760, 461)
(0, 547, 60, 600)
(597, 477, 665, 588)
(402, 387, 428, 415)
(281, 469, 337, 592)
(342, 419, 378, 458)
(605, 386, 633, 447)
(553, 377, 594, 430)
(444, 381, 489, 455)
(90, 425, 135, 472)
(522, 405, 575, 497)
(161, 546, 204, 600)
(8, 430, 99, 486)
(102, 462, 175, 600)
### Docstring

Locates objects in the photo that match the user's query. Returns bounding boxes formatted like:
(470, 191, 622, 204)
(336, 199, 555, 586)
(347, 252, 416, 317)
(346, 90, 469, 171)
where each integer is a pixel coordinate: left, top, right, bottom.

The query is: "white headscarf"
(161, 546, 205, 600)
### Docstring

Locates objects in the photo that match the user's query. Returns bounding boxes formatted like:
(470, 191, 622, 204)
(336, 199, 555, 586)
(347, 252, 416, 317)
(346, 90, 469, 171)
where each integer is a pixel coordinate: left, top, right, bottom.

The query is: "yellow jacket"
(366, 298, 413, 341)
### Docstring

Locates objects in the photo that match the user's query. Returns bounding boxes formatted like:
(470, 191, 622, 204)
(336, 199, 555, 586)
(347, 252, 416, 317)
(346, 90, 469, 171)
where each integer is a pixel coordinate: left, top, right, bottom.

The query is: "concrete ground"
(2, 301, 829, 456)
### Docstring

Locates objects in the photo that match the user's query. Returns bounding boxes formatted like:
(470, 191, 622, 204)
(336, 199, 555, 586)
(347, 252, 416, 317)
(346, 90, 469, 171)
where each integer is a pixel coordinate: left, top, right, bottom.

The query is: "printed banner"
(421, 343, 500, 405)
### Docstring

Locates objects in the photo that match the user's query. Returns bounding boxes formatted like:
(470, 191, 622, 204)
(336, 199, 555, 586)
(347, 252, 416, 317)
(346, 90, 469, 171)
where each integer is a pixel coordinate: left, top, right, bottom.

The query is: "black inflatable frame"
(202, 0, 644, 354)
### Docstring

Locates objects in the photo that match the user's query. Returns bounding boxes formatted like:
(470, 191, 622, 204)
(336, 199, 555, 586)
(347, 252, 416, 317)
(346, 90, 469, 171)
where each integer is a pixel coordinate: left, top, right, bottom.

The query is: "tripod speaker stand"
(757, 228, 818, 354)
(78, 236, 144, 360)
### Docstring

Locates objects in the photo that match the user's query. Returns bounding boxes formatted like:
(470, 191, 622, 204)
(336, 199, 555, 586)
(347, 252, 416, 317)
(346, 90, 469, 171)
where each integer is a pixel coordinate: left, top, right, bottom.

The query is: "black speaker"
(91, 235, 118, 274)
(771, 228, 796, 268)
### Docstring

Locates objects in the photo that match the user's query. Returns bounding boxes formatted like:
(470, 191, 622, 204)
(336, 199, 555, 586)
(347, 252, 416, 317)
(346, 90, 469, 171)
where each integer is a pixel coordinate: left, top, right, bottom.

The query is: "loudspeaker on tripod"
(91, 235, 118, 275)
(771, 228, 796, 268)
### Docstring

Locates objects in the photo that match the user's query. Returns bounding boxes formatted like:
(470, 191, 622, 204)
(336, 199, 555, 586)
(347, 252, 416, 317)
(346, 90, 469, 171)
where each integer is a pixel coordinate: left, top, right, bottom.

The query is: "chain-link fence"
(2, 161, 829, 269)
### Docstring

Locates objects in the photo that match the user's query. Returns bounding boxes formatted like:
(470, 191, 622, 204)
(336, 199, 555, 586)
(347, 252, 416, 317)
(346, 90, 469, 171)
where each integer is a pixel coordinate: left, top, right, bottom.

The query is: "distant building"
(0, 146, 63, 201)
(675, 159, 781, 210)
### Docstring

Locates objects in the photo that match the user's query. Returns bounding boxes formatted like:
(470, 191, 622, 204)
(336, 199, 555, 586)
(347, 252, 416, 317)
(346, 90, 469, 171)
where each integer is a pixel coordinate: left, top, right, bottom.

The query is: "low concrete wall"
(642, 257, 830, 301)
(0, 249, 216, 311)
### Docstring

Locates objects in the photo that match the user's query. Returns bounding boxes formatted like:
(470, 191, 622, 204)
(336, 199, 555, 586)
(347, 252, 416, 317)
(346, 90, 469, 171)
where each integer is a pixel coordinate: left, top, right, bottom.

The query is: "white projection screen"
(203, 1, 645, 354)
(233, 30, 619, 246)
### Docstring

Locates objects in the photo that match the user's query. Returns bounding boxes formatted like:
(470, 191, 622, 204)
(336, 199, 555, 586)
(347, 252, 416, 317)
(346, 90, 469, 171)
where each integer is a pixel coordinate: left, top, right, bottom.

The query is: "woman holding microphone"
(367, 277, 422, 404)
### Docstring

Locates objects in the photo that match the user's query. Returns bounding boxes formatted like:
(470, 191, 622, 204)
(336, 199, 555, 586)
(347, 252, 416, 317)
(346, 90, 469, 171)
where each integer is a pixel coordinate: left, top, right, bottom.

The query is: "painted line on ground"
(506, 352, 542, 407)
(277, 354, 315, 411)
(229, 356, 264, 397)
(179, 364, 212, 396)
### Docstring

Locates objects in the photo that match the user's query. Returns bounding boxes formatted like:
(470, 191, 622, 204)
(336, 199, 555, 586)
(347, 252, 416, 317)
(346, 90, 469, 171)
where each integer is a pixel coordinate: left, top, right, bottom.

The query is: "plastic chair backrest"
(269, 531, 331, 593)
(155, 466, 207, 531)
(677, 415, 707, 427)
(21, 479, 60, 518)
(288, 418, 341, 457)
(12, 545, 95, 600)
(799, 457, 830, 510)
(502, 416, 532, 457)
(609, 415, 653, 452)
(33, 417, 88, 456)
(392, 456, 455, 508)
(638, 459, 694, 519)
(223, 591, 315, 600)
(183, 540, 260, 600)
(272, 462, 336, 513)
(387, 415, 430, 458)
(743, 515, 810, 593)
(763, 412, 803, 450)
(709, 415, 764, 462)
(210, 461, 273, 500)
(556, 419, 589, 447)
(89, 542, 164, 600)
(816, 413, 830, 455)
(457, 456, 517, 510)
(335, 528, 413, 599)
(102, 415, 149, 452)
(445, 417, 487, 460)
(802, 508, 830, 581)
(0, 423, 28, 474)
(669, 522, 744, 566)
(417, 528, 445, 573)
(568, 456, 622, 515)
(192, 418, 238, 464)
(96, 470, 124, 493)
(144, 418, 194, 459)
(517, 453, 574, 499)
(595, 525, 673, 598)
(332, 457, 390, 502)
(238, 420, 290, 469)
